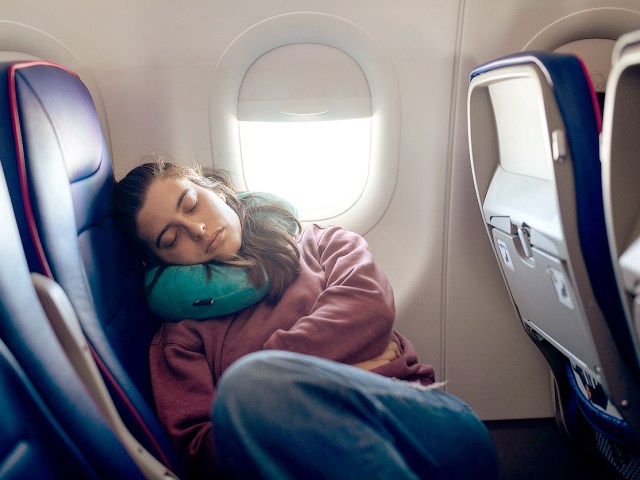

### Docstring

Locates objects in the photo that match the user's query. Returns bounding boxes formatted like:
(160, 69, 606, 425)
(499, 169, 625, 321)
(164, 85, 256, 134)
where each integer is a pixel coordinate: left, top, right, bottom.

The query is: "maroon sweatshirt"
(149, 224, 435, 477)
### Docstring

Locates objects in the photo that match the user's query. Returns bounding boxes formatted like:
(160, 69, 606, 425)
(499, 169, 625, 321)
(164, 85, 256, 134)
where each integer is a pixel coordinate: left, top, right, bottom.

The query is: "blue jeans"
(212, 351, 499, 479)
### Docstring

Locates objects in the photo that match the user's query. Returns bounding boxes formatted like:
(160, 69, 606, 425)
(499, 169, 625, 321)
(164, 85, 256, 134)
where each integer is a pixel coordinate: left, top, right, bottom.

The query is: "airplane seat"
(468, 51, 640, 474)
(0, 61, 184, 476)
(602, 29, 640, 368)
(0, 147, 145, 478)
(602, 24, 640, 442)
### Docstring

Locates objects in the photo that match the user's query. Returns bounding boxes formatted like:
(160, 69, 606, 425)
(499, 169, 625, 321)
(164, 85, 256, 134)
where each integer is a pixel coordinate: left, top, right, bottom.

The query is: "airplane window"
(239, 118, 370, 218)
(210, 12, 399, 233)
(237, 43, 372, 221)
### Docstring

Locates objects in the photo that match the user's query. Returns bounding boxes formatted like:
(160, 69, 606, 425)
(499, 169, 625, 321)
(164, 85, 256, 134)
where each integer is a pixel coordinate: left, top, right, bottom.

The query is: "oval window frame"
(209, 12, 400, 234)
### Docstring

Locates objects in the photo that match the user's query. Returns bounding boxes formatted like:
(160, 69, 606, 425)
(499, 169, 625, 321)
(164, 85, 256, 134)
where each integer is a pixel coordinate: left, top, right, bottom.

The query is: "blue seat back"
(467, 51, 640, 433)
(0, 61, 182, 474)
(0, 156, 144, 479)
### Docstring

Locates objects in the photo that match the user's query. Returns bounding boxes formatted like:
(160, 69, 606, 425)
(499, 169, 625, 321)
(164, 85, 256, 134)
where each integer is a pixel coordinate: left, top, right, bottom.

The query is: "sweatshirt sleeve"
(149, 323, 218, 479)
(263, 225, 395, 365)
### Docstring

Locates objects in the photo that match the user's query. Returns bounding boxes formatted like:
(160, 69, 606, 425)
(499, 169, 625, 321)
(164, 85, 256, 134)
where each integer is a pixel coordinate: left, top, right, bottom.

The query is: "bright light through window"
(239, 118, 371, 220)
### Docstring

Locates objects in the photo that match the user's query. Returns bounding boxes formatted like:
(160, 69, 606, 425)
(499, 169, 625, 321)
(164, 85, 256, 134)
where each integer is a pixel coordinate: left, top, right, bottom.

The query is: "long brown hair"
(111, 159, 301, 302)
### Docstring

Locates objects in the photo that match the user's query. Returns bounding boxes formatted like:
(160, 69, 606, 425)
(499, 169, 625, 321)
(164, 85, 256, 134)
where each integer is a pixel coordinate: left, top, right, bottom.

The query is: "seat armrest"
(31, 273, 180, 480)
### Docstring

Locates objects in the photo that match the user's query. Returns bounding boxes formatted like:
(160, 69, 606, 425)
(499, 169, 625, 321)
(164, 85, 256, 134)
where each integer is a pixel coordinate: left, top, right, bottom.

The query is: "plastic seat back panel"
(469, 52, 640, 433)
(469, 56, 602, 376)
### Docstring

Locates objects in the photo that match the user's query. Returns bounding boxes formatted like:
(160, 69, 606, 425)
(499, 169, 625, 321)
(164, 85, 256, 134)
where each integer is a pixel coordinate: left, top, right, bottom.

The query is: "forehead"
(136, 177, 193, 238)
(146, 176, 192, 201)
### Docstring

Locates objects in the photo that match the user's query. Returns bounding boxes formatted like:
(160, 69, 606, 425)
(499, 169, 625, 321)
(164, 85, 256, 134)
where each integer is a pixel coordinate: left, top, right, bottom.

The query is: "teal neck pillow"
(145, 192, 297, 322)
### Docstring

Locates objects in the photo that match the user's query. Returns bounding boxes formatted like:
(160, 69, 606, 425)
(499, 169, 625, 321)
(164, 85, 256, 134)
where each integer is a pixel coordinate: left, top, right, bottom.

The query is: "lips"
(206, 229, 223, 255)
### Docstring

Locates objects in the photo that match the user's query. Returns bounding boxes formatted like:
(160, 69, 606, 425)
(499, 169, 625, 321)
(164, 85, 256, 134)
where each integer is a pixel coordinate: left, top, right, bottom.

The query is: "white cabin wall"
(332, 2, 463, 385)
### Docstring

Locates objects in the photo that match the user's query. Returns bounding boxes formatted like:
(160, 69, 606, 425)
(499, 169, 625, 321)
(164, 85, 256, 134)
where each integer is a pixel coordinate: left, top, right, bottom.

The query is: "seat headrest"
(12, 62, 104, 182)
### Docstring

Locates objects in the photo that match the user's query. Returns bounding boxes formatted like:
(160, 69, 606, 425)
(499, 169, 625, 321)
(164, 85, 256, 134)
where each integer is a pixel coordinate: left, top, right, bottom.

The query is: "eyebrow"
(155, 187, 192, 248)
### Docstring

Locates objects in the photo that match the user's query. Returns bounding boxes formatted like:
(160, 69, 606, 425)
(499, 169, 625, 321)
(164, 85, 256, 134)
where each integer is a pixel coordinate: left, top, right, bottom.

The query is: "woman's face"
(136, 177, 242, 265)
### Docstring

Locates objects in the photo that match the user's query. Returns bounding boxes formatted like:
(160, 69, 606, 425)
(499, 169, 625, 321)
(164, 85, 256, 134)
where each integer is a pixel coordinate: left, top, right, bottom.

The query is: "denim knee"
(212, 351, 499, 479)
(214, 350, 302, 417)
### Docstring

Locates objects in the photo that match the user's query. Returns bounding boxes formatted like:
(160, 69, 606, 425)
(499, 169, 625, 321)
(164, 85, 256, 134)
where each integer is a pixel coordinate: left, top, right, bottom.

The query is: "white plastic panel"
(470, 63, 565, 259)
(488, 75, 553, 181)
(491, 230, 599, 376)
(620, 237, 640, 292)
(238, 43, 371, 119)
(483, 168, 562, 257)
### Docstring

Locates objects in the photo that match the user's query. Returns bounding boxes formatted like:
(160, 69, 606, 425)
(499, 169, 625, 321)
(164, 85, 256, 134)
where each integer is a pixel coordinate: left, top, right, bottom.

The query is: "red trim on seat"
(577, 57, 603, 133)
(8, 62, 60, 279)
(11, 61, 79, 78)
(87, 342, 174, 470)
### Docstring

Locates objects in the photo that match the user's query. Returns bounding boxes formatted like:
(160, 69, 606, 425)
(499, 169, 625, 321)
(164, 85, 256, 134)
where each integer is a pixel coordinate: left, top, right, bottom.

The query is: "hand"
(351, 341, 400, 371)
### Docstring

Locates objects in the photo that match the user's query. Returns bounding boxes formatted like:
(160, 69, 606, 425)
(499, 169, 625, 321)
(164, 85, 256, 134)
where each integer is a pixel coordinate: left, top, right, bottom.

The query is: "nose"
(186, 221, 206, 240)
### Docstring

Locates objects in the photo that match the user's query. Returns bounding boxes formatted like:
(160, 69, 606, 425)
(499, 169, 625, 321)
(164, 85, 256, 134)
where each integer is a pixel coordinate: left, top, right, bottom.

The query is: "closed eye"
(183, 191, 198, 214)
(160, 230, 178, 249)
